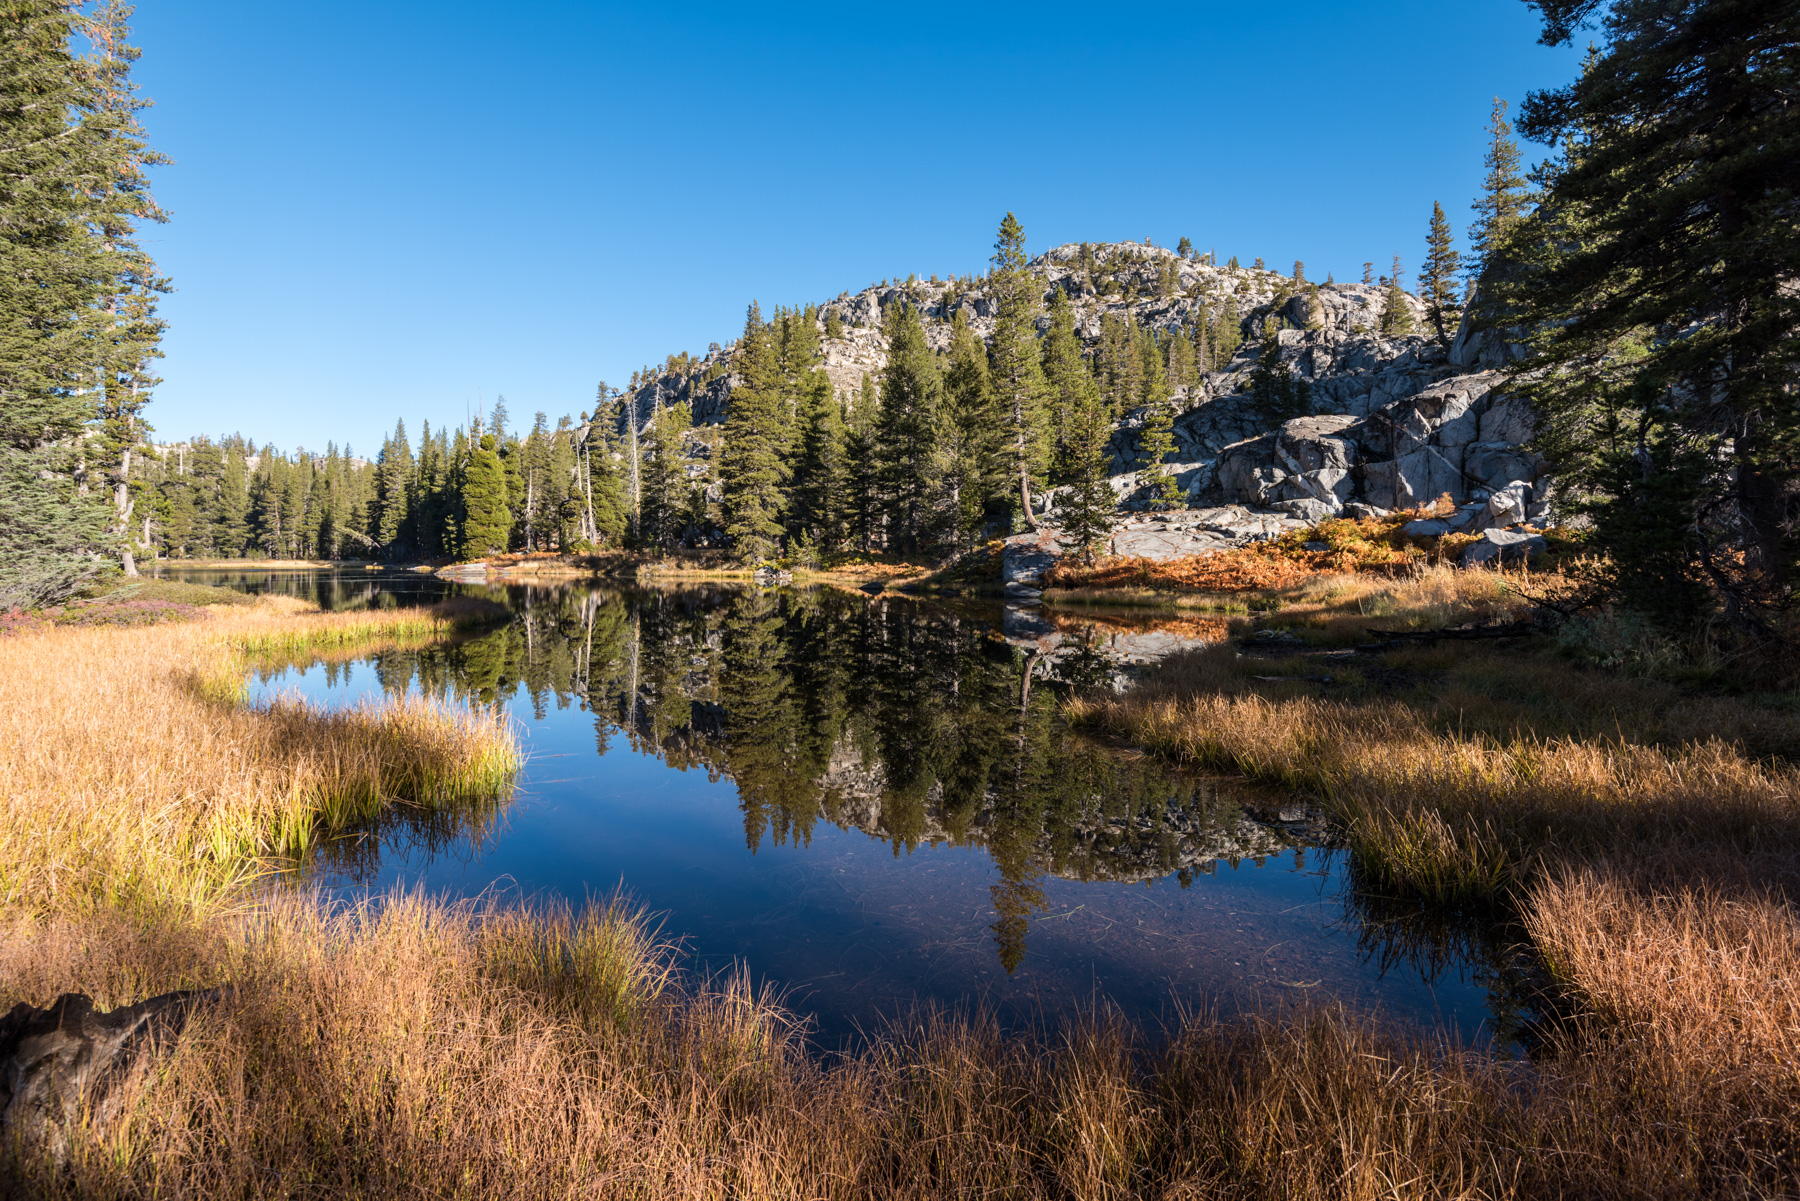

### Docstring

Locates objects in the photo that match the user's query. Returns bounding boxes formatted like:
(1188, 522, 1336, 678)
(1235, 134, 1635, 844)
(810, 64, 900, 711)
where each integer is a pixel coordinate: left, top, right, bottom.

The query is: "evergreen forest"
(1, 0, 1795, 646)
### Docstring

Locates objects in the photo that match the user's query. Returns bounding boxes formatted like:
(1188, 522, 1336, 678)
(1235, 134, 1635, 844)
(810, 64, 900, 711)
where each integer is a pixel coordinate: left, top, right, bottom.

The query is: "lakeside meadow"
(4, 0, 1798, 1195)
(3, 575, 1798, 1198)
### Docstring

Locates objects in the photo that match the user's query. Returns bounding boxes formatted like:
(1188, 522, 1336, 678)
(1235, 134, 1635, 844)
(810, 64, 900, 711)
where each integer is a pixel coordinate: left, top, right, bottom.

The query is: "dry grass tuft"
(1527, 862, 1800, 1082)
(0, 597, 518, 915)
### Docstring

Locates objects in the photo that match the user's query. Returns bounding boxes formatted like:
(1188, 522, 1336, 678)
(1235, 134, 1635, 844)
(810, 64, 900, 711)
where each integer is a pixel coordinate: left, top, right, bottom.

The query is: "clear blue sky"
(132, 0, 1583, 454)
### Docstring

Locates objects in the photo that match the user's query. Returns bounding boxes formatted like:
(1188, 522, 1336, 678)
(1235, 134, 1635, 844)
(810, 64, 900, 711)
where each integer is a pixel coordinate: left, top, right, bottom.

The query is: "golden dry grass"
(5, 589, 1799, 1197)
(1527, 861, 1800, 1082)
(0, 596, 517, 915)
(1072, 672, 1800, 902)
(1057, 579, 1800, 1195)
(5, 889, 1795, 1199)
(1067, 562, 1800, 901)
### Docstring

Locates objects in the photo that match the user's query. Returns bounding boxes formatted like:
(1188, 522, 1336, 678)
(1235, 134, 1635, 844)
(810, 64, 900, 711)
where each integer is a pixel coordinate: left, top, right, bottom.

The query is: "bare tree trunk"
(582, 437, 596, 545)
(115, 446, 138, 576)
(1017, 439, 1039, 532)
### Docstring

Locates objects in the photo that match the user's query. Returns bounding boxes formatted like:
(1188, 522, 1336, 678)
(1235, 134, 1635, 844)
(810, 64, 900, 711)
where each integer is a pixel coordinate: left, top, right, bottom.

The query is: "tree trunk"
(115, 447, 137, 576)
(1017, 441, 1039, 532)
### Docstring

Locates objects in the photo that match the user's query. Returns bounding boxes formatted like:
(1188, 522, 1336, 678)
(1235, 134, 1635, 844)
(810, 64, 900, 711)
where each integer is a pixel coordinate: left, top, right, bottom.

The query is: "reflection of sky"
(259, 657, 1507, 1051)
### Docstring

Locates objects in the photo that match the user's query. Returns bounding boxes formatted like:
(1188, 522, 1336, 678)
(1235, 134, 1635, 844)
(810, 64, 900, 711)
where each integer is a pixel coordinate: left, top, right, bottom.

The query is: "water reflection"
(309, 587, 1310, 972)
(193, 570, 1525, 1047)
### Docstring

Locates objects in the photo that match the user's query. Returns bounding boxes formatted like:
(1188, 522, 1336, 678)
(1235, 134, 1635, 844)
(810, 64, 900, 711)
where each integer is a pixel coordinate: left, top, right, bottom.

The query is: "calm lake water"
(168, 567, 1530, 1049)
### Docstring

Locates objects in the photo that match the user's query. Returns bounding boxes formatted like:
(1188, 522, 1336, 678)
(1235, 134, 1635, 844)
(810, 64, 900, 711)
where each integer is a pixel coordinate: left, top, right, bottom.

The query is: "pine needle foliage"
(988, 213, 1050, 529)
(1419, 202, 1462, 347)
(1504, 0, 1800, 634)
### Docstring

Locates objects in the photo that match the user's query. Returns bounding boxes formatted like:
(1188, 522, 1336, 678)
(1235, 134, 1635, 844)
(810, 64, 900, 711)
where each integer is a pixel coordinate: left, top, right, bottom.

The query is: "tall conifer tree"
(1419, 202, 1462, 346)
(987, 213, 1049, 529)
(460, 433, 511, 557)
(1041, 288, 1087, 475)
(1380, 255, 1415, 336)
(719, 302, 789, 560)
(1468, 96, 1528, 285)
(1507, 0, 1800, 631)
(792, 370, 848, 551)
(940, 308, 1000, 552)
(874, 301, 942, 555)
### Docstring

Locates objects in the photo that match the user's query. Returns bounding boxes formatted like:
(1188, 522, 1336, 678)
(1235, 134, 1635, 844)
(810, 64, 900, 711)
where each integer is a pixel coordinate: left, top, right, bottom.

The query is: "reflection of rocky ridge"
(816, 732, 1317, 885)
(376, 585, 1318, 890)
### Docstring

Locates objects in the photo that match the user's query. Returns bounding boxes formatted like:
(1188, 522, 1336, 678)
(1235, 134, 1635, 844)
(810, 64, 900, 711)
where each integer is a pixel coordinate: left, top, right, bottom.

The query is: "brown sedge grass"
(0, 594, 518, 916)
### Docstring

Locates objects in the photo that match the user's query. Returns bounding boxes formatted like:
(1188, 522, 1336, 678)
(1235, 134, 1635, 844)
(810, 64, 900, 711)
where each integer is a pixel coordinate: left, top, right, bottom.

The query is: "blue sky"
(131, 1, 1584, 454)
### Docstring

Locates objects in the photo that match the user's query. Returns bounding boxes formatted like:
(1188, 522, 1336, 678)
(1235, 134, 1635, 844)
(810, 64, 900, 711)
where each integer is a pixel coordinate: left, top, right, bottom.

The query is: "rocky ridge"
(608, 240, 1544, 573)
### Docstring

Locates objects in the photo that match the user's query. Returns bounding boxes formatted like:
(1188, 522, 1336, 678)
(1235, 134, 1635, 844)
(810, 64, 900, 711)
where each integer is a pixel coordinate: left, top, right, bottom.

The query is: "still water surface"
(172, 568, 1526, 1049)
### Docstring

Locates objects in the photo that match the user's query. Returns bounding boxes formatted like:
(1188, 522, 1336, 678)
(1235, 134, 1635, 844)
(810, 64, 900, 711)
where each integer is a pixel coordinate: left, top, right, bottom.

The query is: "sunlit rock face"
(601, 241, 1548, 548)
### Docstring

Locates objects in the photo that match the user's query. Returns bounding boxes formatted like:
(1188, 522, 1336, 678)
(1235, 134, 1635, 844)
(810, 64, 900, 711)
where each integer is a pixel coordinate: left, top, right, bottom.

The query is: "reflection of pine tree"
(719, 590, 816, 851)
(402, 585, 1302, 981)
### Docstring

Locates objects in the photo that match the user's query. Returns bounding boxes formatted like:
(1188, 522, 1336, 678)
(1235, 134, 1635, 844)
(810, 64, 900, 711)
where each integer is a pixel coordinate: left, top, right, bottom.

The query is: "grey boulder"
(1462, 527, 1547, 568)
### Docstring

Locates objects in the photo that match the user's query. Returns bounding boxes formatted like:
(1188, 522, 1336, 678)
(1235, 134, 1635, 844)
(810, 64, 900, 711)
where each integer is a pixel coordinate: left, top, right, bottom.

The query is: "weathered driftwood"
(0, 989, 222, 1162)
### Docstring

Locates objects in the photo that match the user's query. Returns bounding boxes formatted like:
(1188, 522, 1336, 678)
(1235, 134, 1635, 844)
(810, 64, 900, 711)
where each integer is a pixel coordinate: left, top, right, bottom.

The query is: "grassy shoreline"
(4, 579, 1798, 1196)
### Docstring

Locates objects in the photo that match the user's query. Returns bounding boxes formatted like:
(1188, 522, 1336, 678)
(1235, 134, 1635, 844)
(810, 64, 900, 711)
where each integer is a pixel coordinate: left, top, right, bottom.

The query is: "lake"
(168, 567, 1531, 1050)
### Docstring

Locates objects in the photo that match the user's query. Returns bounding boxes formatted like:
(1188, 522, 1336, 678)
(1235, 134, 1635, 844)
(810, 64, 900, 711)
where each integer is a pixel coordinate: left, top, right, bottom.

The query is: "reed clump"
(1073, 679, 1800, 903)
(0, 596, 519, 915)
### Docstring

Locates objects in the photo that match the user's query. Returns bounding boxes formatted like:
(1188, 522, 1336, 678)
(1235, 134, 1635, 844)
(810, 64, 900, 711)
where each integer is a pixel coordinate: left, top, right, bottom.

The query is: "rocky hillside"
(614, 240, 1539, 547)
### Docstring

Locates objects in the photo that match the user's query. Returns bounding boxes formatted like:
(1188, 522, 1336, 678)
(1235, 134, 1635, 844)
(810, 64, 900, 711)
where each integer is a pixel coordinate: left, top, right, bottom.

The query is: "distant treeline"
(133, 405, 629, 562)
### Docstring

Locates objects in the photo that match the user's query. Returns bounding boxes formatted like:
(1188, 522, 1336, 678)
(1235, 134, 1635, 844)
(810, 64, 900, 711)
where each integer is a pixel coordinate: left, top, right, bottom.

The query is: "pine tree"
(1506, 0, 1800, 632)
(874, 300, 942, 555)
(940, 308, 1000, 553)
(1136, 395, 1181, 507)
(1096, 313, 1130, 415)
(1137, 326, 1171, 411)
(518, 411, 552, 550)
(719, 302, 789, 561)
(214, 439, 250, 554)
(639, 401, 692, 551)
(1041, 288, 1084, 472)
(373, 419, 412, 552)
(1167, 323, 1197, 394)
(583, 387, 627, 548)
(0, 0, 165, 603)
(459, 433, 511, 557)
(1362, 262, 1374, 285)
(1058, 367, 1114, 563)
(1214, 296, 1243, 365)
(844, 375, 881, 553)
(1247, 334, 1312, 426)
(1419, 202, 1462, 346)
(988, 213, 1049, 529)
(1468, 96, 1529, 285)
(793, 371, 849, 552)
(492, 403, 524, 550)
(85, 2, 168, 578)
(1380, 255, 1414, 336)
